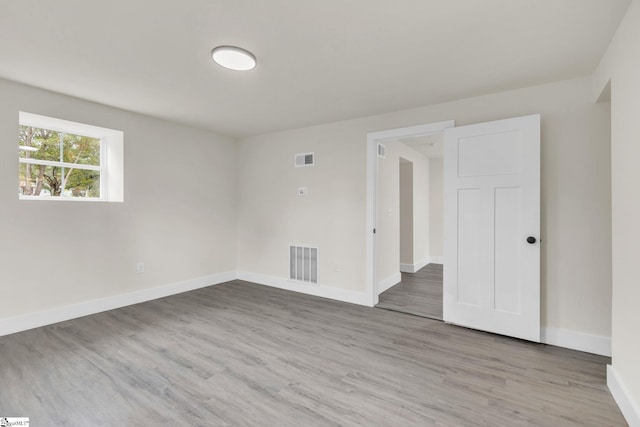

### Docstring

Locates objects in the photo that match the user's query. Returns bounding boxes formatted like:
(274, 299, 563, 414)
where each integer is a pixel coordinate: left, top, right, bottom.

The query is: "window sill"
(19, 195, 108, 202)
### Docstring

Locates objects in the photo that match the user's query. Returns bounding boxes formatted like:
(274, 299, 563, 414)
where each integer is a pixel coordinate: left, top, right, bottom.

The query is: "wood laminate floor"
(0, 280, 626, 426)
(377, 263, 443, 320)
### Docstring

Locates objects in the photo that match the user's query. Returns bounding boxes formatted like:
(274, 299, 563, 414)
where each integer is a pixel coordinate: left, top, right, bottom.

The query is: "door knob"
(526, 236, 537, 244)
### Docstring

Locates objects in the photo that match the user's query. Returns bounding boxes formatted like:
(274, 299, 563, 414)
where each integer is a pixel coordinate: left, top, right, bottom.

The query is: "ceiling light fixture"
(211, 46, 256, 71)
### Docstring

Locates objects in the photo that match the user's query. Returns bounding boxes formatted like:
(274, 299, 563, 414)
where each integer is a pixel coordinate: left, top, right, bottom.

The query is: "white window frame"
(18, 112, 124, 202)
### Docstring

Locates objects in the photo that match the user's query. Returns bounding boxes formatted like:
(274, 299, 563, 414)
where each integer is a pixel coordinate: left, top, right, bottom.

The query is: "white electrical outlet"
(136, 262, 145, 274)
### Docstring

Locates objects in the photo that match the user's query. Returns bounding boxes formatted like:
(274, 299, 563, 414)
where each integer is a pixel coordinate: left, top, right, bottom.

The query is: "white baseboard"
(608, 365, 640, 427)
(1, 270, 615, 363)
(541, 327, 611, 357)
(399, 263, 414, 273)
(377, 272, 402, 295)
(0, 271, 237, 337)
(400, 257, 442, 273)
(399, 258, 431, 273)
(237, 271, 371, 307)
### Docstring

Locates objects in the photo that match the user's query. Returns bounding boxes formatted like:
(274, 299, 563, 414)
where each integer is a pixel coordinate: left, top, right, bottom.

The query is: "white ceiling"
(0, 0, 630, 137)
(400, 133, 445, 158)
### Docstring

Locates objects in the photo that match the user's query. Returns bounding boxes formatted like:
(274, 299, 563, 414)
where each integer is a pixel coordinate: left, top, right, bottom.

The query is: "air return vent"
(295, 152, 314, 167)
(378, 143, 386, 158)
(289, 245, 318, 284)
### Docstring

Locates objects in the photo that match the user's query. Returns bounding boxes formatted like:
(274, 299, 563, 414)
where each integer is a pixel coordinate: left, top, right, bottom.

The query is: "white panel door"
(443, 114, 540, 342)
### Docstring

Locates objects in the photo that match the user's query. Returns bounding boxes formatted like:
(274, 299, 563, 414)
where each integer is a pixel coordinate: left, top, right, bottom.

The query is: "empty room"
(1, 1, 640, 426)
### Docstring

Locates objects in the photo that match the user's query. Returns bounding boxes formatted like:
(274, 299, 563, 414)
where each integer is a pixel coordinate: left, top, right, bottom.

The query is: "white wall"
(236, 127, 366, 294)
(399, 160, 413, 265)
(0, 71, 614, 371)
(594, 0, 640, 421)
(429, 158, 444, 258)
(376, 144, 400, 285)
(237, 76, 612, 344)
(0, 78, 238, 321)
(405, 145, 430, 268)
(376, 141, 429, 282)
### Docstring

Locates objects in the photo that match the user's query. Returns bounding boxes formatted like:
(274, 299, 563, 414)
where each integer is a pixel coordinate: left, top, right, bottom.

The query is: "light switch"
(387, 208, 393, 216)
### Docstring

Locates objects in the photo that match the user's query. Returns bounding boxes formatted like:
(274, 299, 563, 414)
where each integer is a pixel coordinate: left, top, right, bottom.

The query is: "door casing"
(366, 120, 455, 306)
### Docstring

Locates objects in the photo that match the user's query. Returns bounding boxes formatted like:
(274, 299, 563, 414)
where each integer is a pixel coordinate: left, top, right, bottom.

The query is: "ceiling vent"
(378, 144, 386, 158)
(295, 152, 315, 167)
(290, 245, 318, 284)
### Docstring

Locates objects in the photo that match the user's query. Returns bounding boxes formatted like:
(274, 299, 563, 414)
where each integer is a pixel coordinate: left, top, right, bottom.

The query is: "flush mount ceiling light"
(211, 46, 256, 71)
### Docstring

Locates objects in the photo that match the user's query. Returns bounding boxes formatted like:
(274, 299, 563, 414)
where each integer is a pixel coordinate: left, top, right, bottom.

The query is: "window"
(18, 112, 123, 202)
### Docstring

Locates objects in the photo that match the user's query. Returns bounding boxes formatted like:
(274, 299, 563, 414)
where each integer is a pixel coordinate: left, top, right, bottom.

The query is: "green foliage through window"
(18, 125, 101, 198)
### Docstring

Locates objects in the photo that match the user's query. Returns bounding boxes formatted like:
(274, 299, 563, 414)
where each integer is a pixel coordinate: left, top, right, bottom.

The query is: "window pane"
(18, 126, 60, 162)
(19, 162, 33, 195)
(63, 133, 101, 166)
(18, 164, 99, 198)
(64, 168, 100, 198)
(19, 164, 61, 197)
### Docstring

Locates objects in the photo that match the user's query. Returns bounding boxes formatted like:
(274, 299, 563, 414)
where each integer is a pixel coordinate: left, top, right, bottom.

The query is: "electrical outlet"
(136, 262, 145, 274)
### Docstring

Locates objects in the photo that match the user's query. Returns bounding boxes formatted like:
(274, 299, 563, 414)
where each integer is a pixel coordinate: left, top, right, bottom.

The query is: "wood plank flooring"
(376, 263, 443, 320)
(0, 280, 626, 426)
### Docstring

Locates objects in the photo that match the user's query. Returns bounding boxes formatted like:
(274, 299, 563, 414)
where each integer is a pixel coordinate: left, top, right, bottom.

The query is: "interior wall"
(397, 142, 430, 268)
(237, 76, 612, 343)
(594, 0, 640, 415)
(376, 141, 429, 283)
(0, 78, 238, 320)
(407, 146, 430, 267)
(399, 160, 413, 265)
(236, 125, 365, 292)
(429, 158, 444, 258)
(376, 144, 400, 285)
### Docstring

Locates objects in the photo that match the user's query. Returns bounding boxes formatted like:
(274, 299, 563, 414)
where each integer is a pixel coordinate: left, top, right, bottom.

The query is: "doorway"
(367, 114, 541, 342)
(375, 153, 445, 320)
(365, 120, 454, 319)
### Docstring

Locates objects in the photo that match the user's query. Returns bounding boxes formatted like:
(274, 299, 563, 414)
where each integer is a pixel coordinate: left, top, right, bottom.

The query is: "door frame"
(366, 120, 455, 306)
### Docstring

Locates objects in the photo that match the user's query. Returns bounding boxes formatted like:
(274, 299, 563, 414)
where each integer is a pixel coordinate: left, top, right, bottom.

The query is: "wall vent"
(295, 152, 315, 167)
(378, 144, 386, 158)
(289, 245, 318, 284)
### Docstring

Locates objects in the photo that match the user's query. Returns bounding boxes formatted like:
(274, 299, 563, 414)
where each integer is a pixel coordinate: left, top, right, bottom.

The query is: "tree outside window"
(19, 125, 102, 198)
